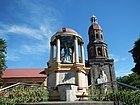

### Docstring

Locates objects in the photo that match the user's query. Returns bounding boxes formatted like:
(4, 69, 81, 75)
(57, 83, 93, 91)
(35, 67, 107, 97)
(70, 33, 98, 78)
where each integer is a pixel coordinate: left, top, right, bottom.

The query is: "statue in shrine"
(97, 70, 108, 94)
(61, 43, 72, 63)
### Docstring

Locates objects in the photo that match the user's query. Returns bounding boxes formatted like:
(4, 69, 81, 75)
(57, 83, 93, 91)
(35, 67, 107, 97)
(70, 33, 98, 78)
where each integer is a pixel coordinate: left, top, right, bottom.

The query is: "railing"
(89, 81, 140, 90)
(0, 82, 47, 92)
(0, 82, 21, 92)
(0, 82, 48, 104)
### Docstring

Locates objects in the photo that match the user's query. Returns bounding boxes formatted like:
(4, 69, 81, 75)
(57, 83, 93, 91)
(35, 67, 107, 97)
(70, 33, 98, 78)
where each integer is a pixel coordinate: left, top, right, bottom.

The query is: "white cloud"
(0, 0, 63, 66)
(109, 54, 119, 62)
(0, 23, 54, 40)
(109, 54, 127, 62)
(21, 42, 49, 54)
(114, 58, 119, 62)
(0, 23, 53, 54)
(116, 66, 133, 77)
(121, 58, 126, 61)
(6, 54, 20, 61)
(8, 25, 50, 40)
(7, 25, 53, 56)
(0, 23, 10, 35)
(11, 25, 54, 55)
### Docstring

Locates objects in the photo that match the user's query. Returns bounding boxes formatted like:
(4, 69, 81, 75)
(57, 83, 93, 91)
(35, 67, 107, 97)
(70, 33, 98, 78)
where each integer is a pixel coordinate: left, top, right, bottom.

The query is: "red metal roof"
(2, 68, 46, 78)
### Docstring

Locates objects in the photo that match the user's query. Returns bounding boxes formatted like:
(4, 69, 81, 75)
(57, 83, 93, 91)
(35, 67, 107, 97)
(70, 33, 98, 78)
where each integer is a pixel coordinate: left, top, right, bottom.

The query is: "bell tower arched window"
(101, 34, 103, 39)
(96, 33, 99, 39)
(97, 47, 103, 56)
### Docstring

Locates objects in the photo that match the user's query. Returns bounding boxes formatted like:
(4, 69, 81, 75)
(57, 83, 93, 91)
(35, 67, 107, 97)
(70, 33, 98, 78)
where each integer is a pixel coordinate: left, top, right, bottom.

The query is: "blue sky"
(0, 0, 140, 77)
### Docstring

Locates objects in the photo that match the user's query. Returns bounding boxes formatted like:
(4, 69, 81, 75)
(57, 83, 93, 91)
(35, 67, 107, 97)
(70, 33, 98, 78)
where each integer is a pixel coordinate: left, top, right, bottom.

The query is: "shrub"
(0, 85, 48, 105)
(105, 90, 140, 105)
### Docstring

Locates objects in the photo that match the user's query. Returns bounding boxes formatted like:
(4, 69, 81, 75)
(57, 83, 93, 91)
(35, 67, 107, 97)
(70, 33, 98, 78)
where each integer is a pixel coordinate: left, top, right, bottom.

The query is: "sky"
(0, 0, 140, 77)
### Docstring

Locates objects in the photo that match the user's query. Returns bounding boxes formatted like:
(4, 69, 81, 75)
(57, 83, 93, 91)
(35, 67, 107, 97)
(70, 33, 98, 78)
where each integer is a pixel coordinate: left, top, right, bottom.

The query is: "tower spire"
(91, 15, 98, 23)
(87, 15, 108, 59)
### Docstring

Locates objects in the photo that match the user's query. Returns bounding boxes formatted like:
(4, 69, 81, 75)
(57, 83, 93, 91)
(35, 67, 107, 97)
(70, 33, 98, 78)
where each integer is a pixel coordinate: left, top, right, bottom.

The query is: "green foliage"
(129, 38, 140, 74)
(89, 87, 140, 104)
(117, 73, 140, 89)
(0, 38, 7, 75)
(88, 86, 108, 101)
(105, 90, 140, 105)
(0, 85, 48, 105)
(114, 72, 140, 104)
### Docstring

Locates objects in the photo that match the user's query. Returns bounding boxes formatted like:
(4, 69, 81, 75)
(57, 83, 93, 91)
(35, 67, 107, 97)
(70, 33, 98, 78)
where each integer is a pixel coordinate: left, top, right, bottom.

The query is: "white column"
(56, 37, 61, 63)
(50, 43, 54, 64)
(96, 47, 98, 56)
(74, 36, 79, 63)
(103, 47, 106, 57)
(85, 74, 88, 87)
(77, 72, 80, 87)
(80, 42, 85, 64)
(102, 47, 104, 57)
(72, 51, 75, 63)
(56, 72, 59, 86)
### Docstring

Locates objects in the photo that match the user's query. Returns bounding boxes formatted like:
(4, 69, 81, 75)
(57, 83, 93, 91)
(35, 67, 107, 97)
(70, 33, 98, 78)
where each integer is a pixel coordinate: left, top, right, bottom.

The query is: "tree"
(0, 38, 7, 76)
(117, 73, 140, 89)
(129, 38, 140, 74)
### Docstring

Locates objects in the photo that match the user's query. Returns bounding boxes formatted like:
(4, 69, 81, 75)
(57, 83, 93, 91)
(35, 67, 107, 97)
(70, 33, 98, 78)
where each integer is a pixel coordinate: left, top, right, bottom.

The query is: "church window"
(96, 33, 99, 39)
(101, 34, 103, 39)
(62, 28, 66, 32)
(90, 30, 93, 35)
(97, 47, 103, 56)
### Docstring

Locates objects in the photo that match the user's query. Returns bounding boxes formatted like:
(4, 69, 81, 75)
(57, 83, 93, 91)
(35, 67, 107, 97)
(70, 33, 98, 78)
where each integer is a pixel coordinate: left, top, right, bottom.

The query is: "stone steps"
(18, 101, 115, 105)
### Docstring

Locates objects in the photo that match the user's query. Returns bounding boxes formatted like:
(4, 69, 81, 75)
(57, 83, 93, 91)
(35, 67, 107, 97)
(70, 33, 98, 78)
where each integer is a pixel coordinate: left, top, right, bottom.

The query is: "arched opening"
(60, 36, 74, 63)
(96, 33, 99, 39)
(97, 47, 103, 56)
(101, 34, 103, 39)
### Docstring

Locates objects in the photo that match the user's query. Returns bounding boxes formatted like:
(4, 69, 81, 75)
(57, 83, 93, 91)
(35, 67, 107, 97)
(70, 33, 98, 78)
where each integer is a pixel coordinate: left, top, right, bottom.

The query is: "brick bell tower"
(87, 15, 117, 95)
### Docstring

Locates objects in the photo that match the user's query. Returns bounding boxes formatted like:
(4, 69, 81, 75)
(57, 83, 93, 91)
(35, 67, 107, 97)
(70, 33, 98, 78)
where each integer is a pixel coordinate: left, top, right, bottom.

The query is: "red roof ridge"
(2, 68, 46, 78)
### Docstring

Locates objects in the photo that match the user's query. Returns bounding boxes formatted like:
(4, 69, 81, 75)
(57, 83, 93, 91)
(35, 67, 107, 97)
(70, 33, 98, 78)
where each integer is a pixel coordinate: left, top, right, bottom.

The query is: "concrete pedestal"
(57, 84, 77, 101)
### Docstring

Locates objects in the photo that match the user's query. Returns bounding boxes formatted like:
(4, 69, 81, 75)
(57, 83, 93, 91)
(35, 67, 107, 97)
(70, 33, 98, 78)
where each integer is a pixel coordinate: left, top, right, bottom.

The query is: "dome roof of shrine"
(57, 28, 78, 35)
(51, 28, 83, 42)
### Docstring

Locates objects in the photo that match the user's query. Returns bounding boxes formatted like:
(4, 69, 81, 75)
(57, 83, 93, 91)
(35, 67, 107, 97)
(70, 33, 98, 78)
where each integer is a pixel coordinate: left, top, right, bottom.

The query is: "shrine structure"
(46, 28, 89, 101)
